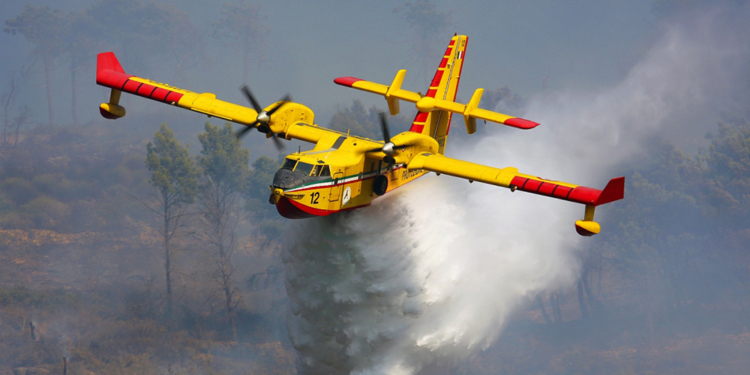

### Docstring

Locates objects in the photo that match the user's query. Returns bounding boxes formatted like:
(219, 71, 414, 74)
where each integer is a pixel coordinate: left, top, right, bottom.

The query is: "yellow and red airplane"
(96, 34, 623, 236)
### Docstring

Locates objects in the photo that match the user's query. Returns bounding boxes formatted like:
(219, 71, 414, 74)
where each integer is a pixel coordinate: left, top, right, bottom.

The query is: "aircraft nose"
(273, 168, 300, 189)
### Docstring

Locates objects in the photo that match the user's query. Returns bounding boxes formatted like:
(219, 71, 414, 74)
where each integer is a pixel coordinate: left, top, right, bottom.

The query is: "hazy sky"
(1, 0, 657, 129)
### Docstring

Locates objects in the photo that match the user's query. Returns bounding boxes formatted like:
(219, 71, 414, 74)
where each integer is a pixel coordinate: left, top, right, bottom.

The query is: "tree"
(63, 10, 103, 127)
(5, 5, 66, 126)
(196, 122, 250, 341)
(145, 124, 199, 316)
(213, 1, 269, 84)
(246, 156, 281, 219)
(329, 100, 412, 140)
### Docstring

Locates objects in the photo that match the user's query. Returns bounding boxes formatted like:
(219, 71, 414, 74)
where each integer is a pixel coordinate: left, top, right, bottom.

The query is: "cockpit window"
(311, 165, 331, 177)
(295, 162, 315, 176)
(282, 159, 297, 170)
(319, 165, 331, 177)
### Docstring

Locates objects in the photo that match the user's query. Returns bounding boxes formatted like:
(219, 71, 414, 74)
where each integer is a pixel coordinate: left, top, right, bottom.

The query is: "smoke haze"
(284, 3, 750, 374)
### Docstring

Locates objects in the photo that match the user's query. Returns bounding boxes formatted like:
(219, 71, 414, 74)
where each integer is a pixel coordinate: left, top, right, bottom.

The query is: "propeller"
(236, 85, 291, 151)
(363, 113, 416, 162)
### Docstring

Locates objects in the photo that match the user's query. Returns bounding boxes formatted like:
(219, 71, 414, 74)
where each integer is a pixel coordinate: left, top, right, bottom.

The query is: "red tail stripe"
(430, 70, 444, 87)
(414, 112, 429, 122)
(410, 124, 425, 133)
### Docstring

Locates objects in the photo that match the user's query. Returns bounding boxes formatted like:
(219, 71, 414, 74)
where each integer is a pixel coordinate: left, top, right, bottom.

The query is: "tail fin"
(409, 35, 467, 154)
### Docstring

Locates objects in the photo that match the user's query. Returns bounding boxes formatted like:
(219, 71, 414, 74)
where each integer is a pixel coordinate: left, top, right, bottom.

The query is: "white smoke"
(283, 4, 750, 374)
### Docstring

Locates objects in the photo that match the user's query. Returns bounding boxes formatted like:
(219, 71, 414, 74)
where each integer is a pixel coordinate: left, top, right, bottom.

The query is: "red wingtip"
(96, 52, 133, 88)
(595, 177, 625, 206)
(504, 117, 540, 129)
(97, 52, 125, 74)
(334, 77, 364, 87)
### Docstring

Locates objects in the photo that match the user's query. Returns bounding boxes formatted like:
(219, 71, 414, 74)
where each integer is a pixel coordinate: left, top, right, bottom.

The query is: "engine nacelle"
(99, 102, 126, 119)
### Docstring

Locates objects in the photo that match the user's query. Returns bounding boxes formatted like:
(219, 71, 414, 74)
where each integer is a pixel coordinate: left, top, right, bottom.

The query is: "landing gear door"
(329, 171, 344, 203)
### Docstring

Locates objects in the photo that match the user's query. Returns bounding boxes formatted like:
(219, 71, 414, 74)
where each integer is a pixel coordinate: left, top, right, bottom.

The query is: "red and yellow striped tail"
(409, 35, 467, 154)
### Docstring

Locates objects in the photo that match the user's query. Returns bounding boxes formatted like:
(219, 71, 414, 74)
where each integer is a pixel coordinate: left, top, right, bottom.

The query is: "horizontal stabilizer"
(334, 72, 540, 131)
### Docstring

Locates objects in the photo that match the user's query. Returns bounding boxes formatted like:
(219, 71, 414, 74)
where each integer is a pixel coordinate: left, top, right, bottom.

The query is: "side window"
(311, 165, 322, 176)
(320, 165, 331, 177)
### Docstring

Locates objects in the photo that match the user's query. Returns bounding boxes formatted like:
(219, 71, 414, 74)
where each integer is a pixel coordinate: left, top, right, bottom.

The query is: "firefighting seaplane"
(96, 34, 624, 236)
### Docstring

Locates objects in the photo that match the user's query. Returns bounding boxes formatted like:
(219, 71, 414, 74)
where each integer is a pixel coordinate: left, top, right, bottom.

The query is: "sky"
(1, 0, 657, 136)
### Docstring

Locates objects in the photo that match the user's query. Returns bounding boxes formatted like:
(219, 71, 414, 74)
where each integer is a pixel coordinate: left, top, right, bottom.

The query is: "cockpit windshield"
(282, 159, 297, 170)
(295, 162, 315, 176)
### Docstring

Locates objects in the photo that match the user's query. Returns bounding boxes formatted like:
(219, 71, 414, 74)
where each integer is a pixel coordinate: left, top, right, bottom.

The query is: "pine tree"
(196, 122, 249, 341)
(146, 123, 199, 316)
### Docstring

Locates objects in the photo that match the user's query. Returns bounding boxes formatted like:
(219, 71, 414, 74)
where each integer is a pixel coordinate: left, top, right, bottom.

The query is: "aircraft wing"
(97, 52, 260, 125)
(407, 153, 625, 207)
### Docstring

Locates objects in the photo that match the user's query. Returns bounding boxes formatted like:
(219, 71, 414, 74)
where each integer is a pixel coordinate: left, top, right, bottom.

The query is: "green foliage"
(246, 156, 280, 219)
(146, 124, 199, 205)
(197, 122, 250, 191)
(23, 196, 69, 229)
(4, 5, 65, 55)
(1, 177, 39, 205)
(329, 99, 412, 140)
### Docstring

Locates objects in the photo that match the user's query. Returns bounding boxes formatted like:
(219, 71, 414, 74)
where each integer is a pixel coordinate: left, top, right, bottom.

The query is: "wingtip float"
(96, 34, 623, 236)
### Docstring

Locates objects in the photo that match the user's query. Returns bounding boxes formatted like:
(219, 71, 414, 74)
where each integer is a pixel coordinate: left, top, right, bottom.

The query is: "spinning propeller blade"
(235, 86, 292, 153)
(363, 113, 416, 154)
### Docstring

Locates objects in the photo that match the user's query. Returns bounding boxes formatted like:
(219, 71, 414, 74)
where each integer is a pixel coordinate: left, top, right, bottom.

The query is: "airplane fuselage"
(269, 130, 430, 219)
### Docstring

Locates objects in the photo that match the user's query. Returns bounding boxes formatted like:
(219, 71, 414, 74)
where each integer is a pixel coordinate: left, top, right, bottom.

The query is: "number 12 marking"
(310, 192, 320, 204)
